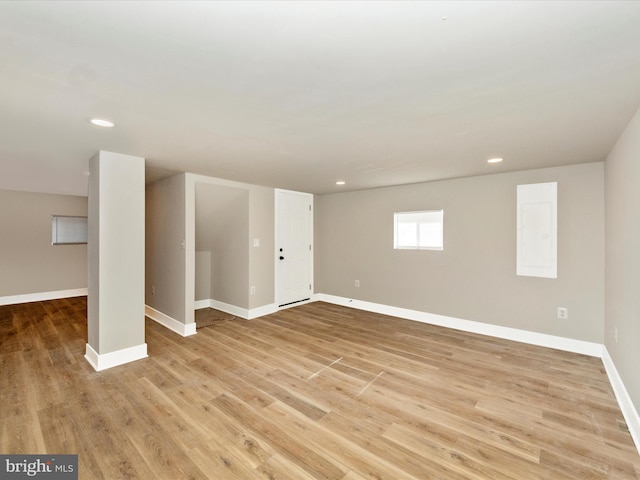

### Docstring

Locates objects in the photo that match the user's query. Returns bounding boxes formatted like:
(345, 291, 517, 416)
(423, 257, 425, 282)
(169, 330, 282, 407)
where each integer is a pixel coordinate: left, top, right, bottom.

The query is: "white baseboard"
(0, 288, 88, 306)
(315, 294, 602, 357)
(197, 298, 278, 320)
(84, 342, 147, 372)
(248, 302, 278, 319)
(194, 299, 210, 310)
(145, 305, 196, 337)
(602, 347, 640, 454)
(210, 299, 249, 319)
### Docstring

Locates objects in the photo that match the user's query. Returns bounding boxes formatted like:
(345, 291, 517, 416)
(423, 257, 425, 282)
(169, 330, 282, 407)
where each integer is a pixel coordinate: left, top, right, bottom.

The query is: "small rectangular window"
(394, 210, 443, 250)
(51, 215, 88, 245)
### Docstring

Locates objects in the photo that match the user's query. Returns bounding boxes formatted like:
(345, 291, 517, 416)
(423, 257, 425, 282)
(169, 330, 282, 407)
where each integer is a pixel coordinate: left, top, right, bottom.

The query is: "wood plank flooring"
(1, 297, 639, 479)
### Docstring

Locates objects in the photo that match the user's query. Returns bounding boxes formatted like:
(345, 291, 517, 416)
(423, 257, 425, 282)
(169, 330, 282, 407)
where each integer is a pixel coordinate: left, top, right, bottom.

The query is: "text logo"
(0, 455, 77, 479)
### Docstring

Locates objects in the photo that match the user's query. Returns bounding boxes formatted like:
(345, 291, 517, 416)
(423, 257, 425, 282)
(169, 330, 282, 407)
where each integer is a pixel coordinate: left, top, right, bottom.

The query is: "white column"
(85, 151, 147, 371)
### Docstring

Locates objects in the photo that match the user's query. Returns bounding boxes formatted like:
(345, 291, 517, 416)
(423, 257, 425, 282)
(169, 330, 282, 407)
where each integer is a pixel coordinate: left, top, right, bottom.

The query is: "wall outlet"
(250, 286, 256, 295)
(614, 327, 618, 343)
(355, 280, 360, 287)
(253, 238, 260, 247)
(151, 285, 155, 295)
(557, 307, 568, 320)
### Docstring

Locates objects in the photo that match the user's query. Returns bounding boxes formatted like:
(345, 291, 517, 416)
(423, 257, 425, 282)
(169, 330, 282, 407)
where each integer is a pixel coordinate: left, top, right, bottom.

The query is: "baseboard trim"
(315, 294, 602, 357)
(248, 302, 278, 319)
(602, 347, 640, 454)
(210, 299, 249, 319)
(197, 299, 278, 320)
(145, 305, 196, 337)
(84, 342, 148, 372)
(0, 288, 88, 306)
(194, 299, 210, 310)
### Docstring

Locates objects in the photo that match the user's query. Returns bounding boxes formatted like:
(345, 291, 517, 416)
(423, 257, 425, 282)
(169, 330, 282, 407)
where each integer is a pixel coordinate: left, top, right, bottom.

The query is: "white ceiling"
(1, 1, 640, 196)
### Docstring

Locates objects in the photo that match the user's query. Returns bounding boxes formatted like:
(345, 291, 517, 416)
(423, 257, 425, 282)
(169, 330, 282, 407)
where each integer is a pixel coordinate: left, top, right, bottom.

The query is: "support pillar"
(85, 151, 147, 371)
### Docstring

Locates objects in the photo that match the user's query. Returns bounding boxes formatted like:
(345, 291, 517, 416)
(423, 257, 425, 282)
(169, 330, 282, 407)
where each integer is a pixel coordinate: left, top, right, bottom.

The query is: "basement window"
(51, 215, 88, 245)
(394, 210, 444, 250)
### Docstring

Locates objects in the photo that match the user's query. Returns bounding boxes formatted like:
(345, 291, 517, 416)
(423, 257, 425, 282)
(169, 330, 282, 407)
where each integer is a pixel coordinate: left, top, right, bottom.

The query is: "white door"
(276, 189, 313, 307)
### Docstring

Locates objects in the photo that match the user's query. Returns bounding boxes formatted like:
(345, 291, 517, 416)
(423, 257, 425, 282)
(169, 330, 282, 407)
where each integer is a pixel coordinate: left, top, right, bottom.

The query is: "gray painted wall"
(187, 174, 275, 316)
(148, 173, 275, 324)
(605, 106, 640, 415)
(248, 186, 275, 310)
(194, 251, 211, 302)
(145, 174, 187, 323)
(195, 183, 249, 308)
(0, 189, 87, 298)
(315, 162, 605, 343)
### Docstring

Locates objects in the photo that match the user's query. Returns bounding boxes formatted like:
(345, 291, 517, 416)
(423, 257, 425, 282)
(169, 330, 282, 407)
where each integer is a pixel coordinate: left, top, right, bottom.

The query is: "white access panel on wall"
(517, 182, 557, 278)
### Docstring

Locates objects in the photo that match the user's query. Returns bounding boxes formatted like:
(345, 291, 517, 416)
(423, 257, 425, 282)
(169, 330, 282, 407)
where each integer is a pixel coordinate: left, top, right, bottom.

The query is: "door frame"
(274, 188, 314, 308)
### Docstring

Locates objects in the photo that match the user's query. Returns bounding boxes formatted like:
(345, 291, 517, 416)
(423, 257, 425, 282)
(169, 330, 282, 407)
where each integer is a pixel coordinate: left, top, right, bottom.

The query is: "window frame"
(51, 215, 88, 245)
(393, 209, 444, 251)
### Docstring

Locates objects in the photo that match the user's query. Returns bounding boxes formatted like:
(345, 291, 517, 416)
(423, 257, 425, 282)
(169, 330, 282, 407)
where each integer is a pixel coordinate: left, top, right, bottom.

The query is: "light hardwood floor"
(1, 297, 639, 479)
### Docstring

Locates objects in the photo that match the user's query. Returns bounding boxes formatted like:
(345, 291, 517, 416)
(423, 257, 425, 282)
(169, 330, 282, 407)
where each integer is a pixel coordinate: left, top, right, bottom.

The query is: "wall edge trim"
(145, 305, 196, 337)
(248, 303, 278, 319)
(194, 299, 210, 310)
(84, 342, 148, 372)
(197, 299, 278, 320)
(314, 293, 602, 356)
(0, 288, 88, 306)
(209, 299, 250, 319)
(602, 346, 640, 455)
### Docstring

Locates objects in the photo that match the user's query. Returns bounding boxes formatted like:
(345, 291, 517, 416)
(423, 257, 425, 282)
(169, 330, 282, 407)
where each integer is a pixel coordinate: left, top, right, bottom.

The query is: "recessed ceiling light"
(487, 157, 503, 164)
(90, 118, 114, 128)
(335, 180, 346, 185)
